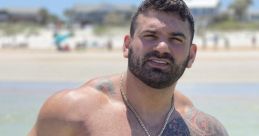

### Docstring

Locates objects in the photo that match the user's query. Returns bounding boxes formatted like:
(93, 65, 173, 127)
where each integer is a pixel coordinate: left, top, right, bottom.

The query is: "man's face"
(128, 47, 189, 89)
(124, 10, 196, 89)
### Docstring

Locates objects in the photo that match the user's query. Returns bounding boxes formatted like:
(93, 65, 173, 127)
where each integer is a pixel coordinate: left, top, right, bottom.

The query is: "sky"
(0, 0, 258, 18)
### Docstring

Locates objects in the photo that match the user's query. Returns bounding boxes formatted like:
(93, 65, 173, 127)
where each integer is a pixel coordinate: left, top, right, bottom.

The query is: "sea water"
(0, 82, 258, 136)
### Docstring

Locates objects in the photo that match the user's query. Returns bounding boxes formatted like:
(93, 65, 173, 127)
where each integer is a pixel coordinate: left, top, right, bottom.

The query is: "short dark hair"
(130, 0, 195, 42)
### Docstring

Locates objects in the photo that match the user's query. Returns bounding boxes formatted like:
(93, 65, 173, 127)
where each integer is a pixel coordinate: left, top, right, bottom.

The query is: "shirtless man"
(29, 0, 228, 135)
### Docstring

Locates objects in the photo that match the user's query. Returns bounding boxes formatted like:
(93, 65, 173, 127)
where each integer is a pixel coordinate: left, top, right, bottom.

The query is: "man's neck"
(123, 71, 176, 122)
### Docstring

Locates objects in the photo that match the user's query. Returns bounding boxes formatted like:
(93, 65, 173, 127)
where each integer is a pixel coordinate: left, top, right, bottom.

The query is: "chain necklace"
(120, 74, 175, 136)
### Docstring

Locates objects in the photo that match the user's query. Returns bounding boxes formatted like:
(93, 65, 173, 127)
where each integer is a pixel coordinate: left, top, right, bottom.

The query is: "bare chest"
(74, 109, 196, 136)
(75, 108, 133, 136)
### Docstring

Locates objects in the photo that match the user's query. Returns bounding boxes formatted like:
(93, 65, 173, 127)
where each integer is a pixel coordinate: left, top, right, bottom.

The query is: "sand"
(0, 48, 258, 83)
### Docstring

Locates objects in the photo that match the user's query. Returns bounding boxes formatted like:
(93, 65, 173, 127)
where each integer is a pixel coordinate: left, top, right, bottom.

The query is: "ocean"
(0, 82, 258, 136)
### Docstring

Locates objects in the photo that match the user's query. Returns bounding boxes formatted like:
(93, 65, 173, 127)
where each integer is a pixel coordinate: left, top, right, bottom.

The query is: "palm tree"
(229, 0, 253, 21)
(39, 8, 49, 25)
(39, 8, 61, 25)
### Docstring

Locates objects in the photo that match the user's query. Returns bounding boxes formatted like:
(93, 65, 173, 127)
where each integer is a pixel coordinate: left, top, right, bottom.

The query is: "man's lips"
(146, 57, 171, 69)
(148, 57, 171, 64)
(151, 59, 168, 64)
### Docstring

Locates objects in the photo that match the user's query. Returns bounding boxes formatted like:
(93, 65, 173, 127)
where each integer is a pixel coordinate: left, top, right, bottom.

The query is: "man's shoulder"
(81, 74, 120, 95)
(30, 88, 100, 136)
(183, 107, 229, 136)
(38, 87, 105, 120)
(42, 75, 120, 117)
(173, 91, 228, 135)
(29, 75, 122, 136)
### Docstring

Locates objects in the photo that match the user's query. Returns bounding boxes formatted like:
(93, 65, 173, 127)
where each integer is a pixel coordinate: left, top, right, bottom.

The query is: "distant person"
(224, 37, 230, 50)
(53, 32, 72, 51)
(106, 38, 113, 51)
(252, 35, 257, 49)
(29, 0, 228, 135)
(202, 35, 207, 49)
(213, 34, 219, 50)
(76, 40, 88, 51)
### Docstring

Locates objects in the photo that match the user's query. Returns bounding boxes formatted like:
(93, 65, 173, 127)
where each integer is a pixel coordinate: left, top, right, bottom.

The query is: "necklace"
(120, 74, 175, 136)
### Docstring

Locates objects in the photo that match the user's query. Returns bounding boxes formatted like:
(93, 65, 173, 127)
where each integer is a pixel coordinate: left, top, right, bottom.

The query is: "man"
(29, 0, 228, 135)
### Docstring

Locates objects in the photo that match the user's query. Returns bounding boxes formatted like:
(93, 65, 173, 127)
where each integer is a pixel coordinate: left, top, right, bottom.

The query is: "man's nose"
(154, 41, 170, 54)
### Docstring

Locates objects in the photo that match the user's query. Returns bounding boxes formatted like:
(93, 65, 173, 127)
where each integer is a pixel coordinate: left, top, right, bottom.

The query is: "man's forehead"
(140, 10, 183, 20)
(136, 10, 189, 33)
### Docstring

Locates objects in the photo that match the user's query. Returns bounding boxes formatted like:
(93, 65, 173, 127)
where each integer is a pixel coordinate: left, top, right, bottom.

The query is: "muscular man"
(29, 0, 228, 135)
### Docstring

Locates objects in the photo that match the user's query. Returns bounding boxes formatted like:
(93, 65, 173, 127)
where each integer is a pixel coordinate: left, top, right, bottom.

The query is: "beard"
(128, 48, 189, 89)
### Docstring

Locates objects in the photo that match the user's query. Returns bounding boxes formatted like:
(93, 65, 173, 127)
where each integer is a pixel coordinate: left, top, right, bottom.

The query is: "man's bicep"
(32, 116, 78, 136)
(29, 90, 80, 136)
(28, 126, 36, 136)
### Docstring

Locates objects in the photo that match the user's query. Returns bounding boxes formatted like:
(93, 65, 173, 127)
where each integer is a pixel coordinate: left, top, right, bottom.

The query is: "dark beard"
(128, 48, 189, 89)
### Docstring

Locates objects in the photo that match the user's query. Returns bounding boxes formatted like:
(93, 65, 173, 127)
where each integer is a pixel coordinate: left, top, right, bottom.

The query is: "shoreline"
(0, 49, 258, 83)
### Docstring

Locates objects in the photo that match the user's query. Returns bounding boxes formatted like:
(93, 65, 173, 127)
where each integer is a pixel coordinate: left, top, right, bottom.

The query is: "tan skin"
(29, 10, 228, 136)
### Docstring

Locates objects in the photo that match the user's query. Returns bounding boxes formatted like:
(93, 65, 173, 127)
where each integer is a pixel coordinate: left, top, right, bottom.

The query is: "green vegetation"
(93, 24, 130, 36)
(229, 0, 252, 21)
(208, 20, 259, 31)
(206, 0, 258, 31)
(0, 22, 42, 36)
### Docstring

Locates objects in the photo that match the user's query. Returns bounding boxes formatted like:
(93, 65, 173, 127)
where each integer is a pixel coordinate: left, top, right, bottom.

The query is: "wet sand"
(0, 49, 258, 83)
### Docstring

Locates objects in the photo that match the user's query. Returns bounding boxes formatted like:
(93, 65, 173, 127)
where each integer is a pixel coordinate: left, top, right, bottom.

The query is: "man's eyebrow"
(141, 30, 186, 39)
(170, 32, 186, 39)
(142, 30, 157, 34)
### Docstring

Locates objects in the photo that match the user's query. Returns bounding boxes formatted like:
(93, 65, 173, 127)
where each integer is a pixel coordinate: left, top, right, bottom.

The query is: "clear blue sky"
(0, 0, 258, 18)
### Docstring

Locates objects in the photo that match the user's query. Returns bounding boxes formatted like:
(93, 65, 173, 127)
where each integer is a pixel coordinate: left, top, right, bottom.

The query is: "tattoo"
(183, 108, 229, 136)
(162, 111, 191, 136)
(162, 109, 228, 136)
(95, 79, 115, 95)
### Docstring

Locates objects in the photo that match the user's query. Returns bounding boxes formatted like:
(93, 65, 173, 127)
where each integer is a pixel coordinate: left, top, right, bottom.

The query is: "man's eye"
(170, 37, 183, 43)
(143, 35, 157, 40)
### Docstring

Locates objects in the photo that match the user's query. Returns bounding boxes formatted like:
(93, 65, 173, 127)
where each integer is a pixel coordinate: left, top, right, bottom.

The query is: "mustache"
(143, 51, 175, 64)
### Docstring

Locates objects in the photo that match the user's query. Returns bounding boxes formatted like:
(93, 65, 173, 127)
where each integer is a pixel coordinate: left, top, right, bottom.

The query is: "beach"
(0, 48, 258, 83)
(0, 48, 259, 136)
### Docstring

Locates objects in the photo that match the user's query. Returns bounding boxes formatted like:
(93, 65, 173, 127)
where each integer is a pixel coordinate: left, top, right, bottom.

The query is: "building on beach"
(65, 0, 220, 28)
(248, 10, 259, 22)
(0, 8, 46, 24)
(185, 0, 221, 27)
(65, 3, 136, 26)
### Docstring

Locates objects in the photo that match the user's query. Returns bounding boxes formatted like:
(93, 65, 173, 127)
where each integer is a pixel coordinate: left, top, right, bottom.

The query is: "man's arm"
(28, 90, 88, 136)
(174, 91, 228, 136)
(184, 107, 229, 136)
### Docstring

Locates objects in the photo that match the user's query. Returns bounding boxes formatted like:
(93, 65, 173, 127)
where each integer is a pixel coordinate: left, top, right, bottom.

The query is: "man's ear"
(187, 44, 197, 68)
(123, 35, 131, 58)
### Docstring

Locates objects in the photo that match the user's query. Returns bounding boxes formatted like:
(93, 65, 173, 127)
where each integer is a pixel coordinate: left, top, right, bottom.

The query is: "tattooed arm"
(183, 107, 229, 136)
(160, 98, 228, 136)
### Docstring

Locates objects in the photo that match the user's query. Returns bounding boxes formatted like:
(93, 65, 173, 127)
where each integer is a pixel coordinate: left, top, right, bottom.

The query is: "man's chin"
(140, 73, 174, 89)
(144, 65, 171, 74)
(144, 81, 173, 89)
